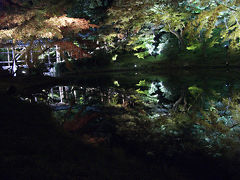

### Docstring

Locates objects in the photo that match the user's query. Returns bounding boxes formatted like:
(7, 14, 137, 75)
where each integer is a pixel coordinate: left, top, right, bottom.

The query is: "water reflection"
(19, 71, 240, 159)
(44, 85, 137, 109)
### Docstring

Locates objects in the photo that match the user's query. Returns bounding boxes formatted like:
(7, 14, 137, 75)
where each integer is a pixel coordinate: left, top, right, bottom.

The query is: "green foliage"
(186, 44, 200, 51)
(102, 0, 240, 60)
(136, 80, 147, 87)
(113, 80, 120, 87)
(188, 86, 203, 98)
(103, 1, 191, 56)
(185, 1, 240, 52)
(67, 0, 112, 23)
(134, 51, 149, 59)
(136, 88, 149, 96)
(109, 93, 119, 106)
(112, 54, 118, 61)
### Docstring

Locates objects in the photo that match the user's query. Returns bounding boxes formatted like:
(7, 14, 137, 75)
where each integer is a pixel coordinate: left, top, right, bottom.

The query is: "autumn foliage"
(48, 15, 99, 33)
(0, 13, 98, 41)
(55, 41, 92, 59)
(0, 9, 98, 68)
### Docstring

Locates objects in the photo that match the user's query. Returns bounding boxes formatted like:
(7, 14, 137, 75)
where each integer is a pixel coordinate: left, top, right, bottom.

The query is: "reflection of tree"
(139, 79, 189, 112)
(172, 89, 188, 111)
(26, 85, 139, 111)
(114, 90, 240, 160)
(18, 76, 240, 164)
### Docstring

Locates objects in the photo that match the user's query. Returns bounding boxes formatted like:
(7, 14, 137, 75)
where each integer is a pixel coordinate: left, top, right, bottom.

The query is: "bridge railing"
(0, 43, 65, 76)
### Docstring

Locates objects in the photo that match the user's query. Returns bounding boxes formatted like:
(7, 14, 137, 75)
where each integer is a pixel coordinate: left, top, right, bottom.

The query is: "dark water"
(20, 69, 240, 160)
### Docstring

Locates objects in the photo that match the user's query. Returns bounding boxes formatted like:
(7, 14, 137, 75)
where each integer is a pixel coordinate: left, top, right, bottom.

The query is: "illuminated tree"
(0, 1, 99, 68)
(101, 1, 190, 57)
(103, 0, 240, 58)
(186, 0, 240, 53)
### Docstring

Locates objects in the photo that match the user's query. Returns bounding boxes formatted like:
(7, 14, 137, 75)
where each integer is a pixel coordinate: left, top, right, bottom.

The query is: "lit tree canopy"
(0, 0, 239, 62)
(186, 0, 240, 51)
(0, 0, 100, 69)
(0, 0, 99, 42)
(0, 13, 98, 42)
(102, 0, 240, 57)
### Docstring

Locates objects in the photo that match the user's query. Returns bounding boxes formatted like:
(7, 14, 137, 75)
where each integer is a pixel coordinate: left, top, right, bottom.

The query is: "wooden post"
(7, 47, 10, 66)
(11, 47, 17, 75)
(74, 89, 77, 99)
(56, 45, 61, 63)
(48, 47, 51, 64)
(25, 48, 27, 64)
(30, 50, 33, 62)
(59, 86, 64, 103)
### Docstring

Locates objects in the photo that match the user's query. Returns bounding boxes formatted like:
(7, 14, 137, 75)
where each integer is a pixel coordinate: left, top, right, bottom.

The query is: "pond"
(19, 69, 240, 160)
(3, 68, 240, 179)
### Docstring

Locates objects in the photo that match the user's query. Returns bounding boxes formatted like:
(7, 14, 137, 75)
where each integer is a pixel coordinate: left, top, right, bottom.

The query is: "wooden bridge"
(0, 41, 63, 76)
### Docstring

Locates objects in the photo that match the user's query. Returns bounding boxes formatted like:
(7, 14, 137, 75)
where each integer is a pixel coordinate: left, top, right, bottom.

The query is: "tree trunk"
(169, 30, 186, 50)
